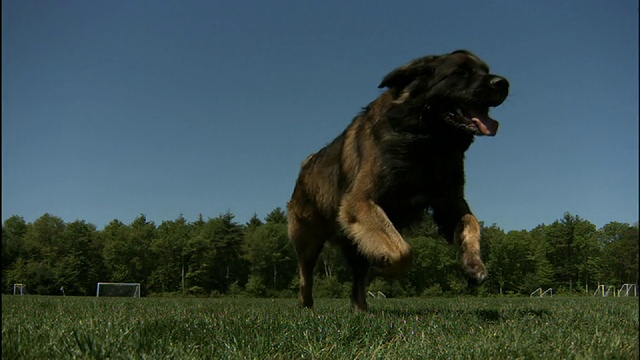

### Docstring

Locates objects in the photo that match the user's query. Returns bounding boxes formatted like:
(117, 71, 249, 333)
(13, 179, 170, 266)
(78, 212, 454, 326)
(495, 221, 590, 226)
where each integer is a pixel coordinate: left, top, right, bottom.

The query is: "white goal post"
(96, 282, 141, 297)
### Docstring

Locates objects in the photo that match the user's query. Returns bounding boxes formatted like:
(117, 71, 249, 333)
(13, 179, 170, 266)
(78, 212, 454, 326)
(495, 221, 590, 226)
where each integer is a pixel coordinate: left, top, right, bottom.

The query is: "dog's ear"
(378, 55, 438, 90)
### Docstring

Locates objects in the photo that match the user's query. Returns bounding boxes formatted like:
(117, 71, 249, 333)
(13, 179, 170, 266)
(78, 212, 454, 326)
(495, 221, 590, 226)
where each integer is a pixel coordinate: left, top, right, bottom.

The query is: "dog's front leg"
(340, 242, 371, 311)
(454, 213, 488, 281)
(338, 196, 413, 310)
(339, 197, 413, 276)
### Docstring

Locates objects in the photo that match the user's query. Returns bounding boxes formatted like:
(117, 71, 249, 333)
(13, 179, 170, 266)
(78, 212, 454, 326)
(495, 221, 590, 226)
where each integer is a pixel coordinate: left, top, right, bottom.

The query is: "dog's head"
(378, 50, 509, 137)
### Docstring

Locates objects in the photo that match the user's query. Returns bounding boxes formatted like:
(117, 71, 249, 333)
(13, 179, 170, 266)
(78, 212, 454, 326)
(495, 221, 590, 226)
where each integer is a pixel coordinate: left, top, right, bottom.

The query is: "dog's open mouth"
(446, 106, 499, 136)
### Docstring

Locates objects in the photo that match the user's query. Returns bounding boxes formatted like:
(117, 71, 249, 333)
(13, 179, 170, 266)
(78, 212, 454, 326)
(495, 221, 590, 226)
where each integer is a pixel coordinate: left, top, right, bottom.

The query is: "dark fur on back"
(288, 50, 509, 310)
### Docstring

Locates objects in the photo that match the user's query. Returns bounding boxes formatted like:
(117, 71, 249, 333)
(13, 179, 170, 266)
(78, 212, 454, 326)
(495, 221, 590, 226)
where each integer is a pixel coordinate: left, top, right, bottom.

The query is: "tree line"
(2, 209, 638, 297)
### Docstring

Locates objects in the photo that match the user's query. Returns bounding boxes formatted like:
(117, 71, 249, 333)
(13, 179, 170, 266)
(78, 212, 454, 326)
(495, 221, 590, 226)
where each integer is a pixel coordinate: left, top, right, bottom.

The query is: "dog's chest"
(379, 162, 432, 204)
(376, 145, 465, 224)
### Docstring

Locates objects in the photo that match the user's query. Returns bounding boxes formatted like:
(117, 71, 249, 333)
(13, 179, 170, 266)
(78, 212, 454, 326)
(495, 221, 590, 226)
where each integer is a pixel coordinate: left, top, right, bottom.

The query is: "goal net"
(13, 283, 28, 295)
(96, 282, 141, 297)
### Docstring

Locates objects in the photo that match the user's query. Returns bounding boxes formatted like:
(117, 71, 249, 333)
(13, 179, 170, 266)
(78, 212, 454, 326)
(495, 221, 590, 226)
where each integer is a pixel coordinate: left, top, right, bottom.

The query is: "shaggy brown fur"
(288, 50, 509, 310)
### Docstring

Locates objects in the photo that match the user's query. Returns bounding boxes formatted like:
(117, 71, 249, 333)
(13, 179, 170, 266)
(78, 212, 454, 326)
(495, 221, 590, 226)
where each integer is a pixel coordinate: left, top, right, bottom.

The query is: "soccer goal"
(13, 283, 28, 295)
(592, 284, 615, 297)
(367, 291, 386, 298)
(530, 288, 554, 297)
(618, 284, 637, 297)
(96, 282, 141, 297)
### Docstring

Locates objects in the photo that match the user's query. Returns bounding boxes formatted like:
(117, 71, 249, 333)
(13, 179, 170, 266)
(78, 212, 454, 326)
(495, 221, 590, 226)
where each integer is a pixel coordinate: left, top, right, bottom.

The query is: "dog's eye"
(453, 70, 470, 78)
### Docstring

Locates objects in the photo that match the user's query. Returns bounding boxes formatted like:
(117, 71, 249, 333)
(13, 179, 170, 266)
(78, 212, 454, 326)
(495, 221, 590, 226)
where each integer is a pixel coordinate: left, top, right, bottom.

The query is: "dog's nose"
(490, 76, 509, 91)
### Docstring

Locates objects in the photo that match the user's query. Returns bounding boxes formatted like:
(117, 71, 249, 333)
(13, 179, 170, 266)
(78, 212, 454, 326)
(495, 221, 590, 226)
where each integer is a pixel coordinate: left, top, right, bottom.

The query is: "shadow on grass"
(369, 307, 551, 323)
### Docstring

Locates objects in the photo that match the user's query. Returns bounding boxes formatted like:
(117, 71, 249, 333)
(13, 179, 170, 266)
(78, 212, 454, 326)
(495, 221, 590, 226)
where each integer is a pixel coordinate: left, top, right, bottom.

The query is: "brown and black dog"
(288, 50, 509, 311)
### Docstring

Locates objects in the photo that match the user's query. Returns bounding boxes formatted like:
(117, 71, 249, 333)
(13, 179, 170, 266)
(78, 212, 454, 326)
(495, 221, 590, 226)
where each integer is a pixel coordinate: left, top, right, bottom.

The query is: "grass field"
(2, 295, 638, 359)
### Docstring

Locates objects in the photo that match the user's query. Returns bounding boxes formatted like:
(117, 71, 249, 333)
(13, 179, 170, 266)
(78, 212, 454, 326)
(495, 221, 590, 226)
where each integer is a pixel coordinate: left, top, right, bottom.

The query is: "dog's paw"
(371, 250, 413, 279)
(462, 254, 487, 282)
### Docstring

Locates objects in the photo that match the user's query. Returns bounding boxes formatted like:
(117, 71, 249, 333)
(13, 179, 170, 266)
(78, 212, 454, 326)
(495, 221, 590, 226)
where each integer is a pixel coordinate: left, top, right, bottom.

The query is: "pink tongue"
(470, 112, 499, 136)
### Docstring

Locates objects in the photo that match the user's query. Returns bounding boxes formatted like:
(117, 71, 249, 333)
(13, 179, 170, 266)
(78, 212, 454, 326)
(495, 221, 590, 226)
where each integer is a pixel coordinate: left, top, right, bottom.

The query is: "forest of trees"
(2, 209, 638, 298)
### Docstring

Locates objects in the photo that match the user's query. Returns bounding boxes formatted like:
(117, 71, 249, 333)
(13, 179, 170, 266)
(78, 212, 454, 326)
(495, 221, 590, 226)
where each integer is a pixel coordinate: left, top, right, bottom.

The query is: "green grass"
(2, 295, 638, 359)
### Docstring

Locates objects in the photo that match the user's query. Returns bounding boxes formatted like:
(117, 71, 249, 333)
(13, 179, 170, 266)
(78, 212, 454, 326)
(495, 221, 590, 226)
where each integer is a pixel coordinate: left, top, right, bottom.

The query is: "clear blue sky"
(2, 1, 638, 231)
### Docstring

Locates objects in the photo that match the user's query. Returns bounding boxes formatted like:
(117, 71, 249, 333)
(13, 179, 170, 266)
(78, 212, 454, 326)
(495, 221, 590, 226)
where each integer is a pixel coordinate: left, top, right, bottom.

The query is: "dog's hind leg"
(288, 215, 325, 308)
(297, 243, 323, 308)
(300, 240, 324, 308)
